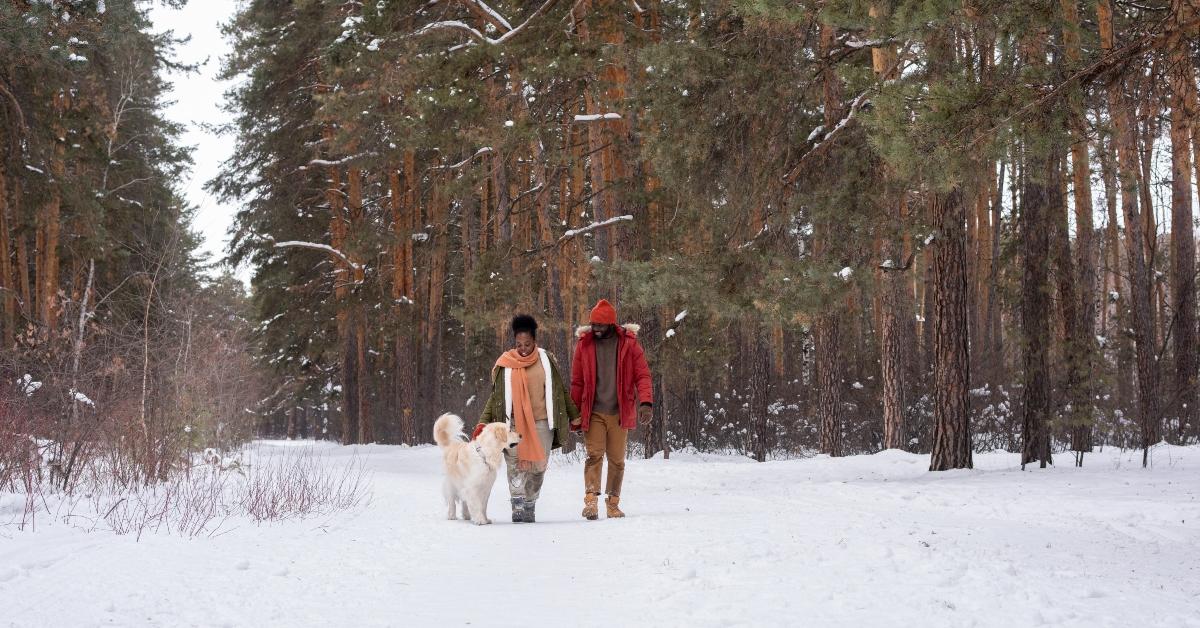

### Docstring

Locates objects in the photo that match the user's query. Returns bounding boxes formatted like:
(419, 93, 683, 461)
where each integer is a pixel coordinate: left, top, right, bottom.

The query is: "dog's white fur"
(432, 413, 521, 525)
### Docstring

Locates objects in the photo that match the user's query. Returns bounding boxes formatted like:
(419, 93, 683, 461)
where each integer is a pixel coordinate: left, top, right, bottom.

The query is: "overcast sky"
(149, 0, 244, 280)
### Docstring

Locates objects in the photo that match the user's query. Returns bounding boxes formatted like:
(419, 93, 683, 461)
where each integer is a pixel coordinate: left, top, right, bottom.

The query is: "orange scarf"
(495, 349, 546, 469)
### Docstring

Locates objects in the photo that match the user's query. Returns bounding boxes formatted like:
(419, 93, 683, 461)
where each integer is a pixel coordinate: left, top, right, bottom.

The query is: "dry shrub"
(4, 445, 372, 538)
(238, 447, 371, 522)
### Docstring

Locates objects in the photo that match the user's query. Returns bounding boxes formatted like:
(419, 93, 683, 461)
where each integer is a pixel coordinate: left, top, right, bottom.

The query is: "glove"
(637, 404, 653, 427)
(471, 423, 486, 440)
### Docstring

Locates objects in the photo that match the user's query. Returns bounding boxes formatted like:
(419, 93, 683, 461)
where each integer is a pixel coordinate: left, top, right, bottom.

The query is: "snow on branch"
(411, 20, 488, 43)
(461, 0, 512, 32)
(782, 91, 871, 185)
(845, 37, 892, 49)
(878, 251, 916, 272)
(410, 0, 559, 49)
(737, 223, 771, 250)
(304, 152, 374, 169)
(560, 215, 634, 242)
(782, 43, 915, 186)
(573, 113, 623, 123)
(274, 241, 362, 270)
(433, 146, 494, 171)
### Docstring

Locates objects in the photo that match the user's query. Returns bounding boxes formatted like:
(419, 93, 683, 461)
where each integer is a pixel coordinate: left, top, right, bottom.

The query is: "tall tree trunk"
(748, 326, 771, 462)
(986, 160, 1005, 382)
(927, 22, 972, 471)
(1016, 29, 1056, 471)
(15, 221, 31, 323)
(928, 187, 974, 470)
(1063, 0, 1097, 463)
(1100, 0, 1161, 466)
(426, 171, 449, 417)
(347, 165, 370, 444)
(1167, 0, 1198, 441)
(870, 8, 908, 450)
(1019, 138, 1055, 469)
(1052, 159, 1092, 467)
(1099, 130, 1135, 415)
(0, 146, 14, 341)
(814, 21, 844, 457)
(39, 110, 65, 334)
(323, 129, 356, 444)
(1192, 50, 1200, 443)
(878, 255, 908, 450)
(391, 154, 418, 444)
(393, 152, 419, 444)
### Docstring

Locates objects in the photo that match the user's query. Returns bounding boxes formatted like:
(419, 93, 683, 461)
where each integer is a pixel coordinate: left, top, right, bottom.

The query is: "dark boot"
(521, 500, 536, 523)
(510, 497, 526, 523)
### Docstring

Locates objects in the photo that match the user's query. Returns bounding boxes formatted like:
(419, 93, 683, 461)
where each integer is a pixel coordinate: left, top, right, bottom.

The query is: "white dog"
(432, 413, 521, 525)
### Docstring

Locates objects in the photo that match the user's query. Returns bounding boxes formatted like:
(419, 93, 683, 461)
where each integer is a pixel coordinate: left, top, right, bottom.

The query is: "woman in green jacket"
(476, 314, 580, 523)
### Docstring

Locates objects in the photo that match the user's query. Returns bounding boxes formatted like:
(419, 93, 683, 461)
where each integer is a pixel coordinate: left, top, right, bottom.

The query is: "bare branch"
(410, 0, 560, 48)
(274, 241, 362, 271)
(573, 113, 622, 123)
(431, 146, 494, 171)
(559, 215, 633, 242)
(460, 0, 512, 32)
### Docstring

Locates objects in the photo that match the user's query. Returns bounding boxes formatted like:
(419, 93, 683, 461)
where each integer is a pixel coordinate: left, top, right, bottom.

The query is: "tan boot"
(582, 493, 599, 520)
(605, 496, 625, 518)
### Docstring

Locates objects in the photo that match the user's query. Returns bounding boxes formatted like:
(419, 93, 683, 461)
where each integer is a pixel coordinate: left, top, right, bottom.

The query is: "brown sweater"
(593, 334, 619, 414)
(525, 358, 548, 421)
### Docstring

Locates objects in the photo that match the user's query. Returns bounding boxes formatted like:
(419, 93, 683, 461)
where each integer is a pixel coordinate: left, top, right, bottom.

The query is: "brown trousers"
(584, 412, 627, 497)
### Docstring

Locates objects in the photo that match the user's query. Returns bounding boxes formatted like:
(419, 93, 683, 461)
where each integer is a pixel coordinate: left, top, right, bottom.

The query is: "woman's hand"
(570, 418, 583, 433)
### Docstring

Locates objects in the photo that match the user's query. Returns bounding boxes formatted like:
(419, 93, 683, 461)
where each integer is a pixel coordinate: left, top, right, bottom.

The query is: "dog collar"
(473, 442, 495, 471)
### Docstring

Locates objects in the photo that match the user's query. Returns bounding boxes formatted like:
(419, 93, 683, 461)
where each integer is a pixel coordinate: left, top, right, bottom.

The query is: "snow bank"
(2, 443, 1198, 627)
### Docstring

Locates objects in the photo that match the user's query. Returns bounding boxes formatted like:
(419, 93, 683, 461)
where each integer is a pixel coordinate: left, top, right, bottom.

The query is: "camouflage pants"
(504, 419, 553, 502)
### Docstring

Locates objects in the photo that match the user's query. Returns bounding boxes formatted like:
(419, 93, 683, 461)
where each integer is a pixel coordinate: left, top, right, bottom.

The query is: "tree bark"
(322, 128, 356, 444)
(1062, 0, 1098, 463)
(814, 21, 844, 457)
(0, 146, 13, 341)
(929, 188, 974, 470)
(1100, 0, 1162, 466)
(1167, 0, 1198, 441)
(869, 10, 909, 451)
(38, 108, 66, 334)
(926, 21, 972, 471)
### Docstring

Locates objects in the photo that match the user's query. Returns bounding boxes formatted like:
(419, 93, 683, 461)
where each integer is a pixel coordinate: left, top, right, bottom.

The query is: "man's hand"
(637, 404, 653, 427)
(570, 418, 583, 433)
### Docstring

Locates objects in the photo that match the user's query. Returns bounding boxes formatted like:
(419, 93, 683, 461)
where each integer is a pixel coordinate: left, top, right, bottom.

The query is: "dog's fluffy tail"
(433, 413, 464, 448)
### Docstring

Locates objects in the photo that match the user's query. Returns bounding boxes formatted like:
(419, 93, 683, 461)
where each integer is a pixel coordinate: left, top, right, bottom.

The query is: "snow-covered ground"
(3, 442, 1199, 627)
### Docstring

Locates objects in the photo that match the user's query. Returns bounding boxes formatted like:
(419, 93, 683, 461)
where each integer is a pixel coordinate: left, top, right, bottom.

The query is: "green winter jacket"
(478, 350, 580, 450)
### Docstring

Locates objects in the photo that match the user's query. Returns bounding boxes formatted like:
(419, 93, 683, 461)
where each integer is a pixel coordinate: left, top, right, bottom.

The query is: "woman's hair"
(511, 314, 538, 338)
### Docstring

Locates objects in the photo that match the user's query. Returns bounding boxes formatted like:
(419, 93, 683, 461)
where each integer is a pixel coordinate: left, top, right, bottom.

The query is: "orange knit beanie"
(590, 299, 617, 325)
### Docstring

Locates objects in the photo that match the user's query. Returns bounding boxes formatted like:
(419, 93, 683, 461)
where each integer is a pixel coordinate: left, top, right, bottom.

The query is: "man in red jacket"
(570, 299, 653, 520)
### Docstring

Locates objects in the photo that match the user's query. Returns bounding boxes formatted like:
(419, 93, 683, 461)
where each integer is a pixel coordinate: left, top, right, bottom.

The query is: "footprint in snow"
(235, 559, 250, 571)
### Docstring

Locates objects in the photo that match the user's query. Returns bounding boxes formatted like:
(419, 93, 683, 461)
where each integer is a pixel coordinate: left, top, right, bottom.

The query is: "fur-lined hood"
(576, 323, 640, 339)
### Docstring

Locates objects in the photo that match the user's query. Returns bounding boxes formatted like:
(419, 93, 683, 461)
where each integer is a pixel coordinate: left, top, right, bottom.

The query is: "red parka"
(570, 324, 654, 430)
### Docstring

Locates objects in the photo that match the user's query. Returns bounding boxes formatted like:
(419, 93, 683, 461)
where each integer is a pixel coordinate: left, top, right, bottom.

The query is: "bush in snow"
(6, 444, 371, 538)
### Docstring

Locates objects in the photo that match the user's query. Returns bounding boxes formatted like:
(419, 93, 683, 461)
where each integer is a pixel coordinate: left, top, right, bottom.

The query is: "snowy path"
(3, 443, 1200, 627)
